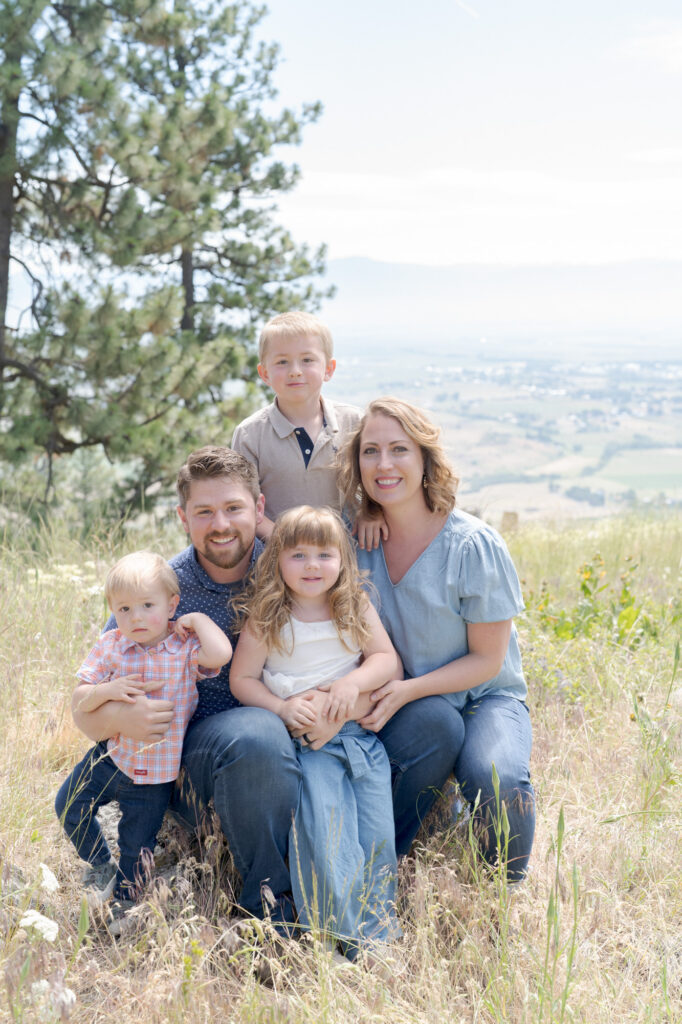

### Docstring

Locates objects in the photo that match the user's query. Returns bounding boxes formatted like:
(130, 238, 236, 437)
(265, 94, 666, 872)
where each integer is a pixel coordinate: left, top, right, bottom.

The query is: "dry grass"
(1, 513, 680, 1023)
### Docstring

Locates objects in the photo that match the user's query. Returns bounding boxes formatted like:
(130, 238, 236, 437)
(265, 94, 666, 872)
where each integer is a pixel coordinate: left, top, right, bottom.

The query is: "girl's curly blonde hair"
(338, 396, 459, 520)
(233, 506, 372, 655)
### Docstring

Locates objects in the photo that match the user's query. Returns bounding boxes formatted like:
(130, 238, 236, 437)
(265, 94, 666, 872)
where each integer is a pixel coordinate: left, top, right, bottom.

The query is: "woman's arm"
(359, 619, 512, 733)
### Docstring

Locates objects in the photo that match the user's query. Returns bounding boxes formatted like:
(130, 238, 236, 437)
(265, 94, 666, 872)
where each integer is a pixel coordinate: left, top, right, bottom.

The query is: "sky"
(259, 0, 682, 267)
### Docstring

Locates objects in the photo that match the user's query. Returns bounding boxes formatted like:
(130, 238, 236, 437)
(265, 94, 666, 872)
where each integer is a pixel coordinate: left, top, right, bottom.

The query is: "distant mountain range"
(319, 258, 682, 359)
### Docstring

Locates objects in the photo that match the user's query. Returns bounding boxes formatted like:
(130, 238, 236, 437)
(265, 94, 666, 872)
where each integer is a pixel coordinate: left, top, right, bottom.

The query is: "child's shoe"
(82, 859, 117, 905)
(106, 898, 137, 939)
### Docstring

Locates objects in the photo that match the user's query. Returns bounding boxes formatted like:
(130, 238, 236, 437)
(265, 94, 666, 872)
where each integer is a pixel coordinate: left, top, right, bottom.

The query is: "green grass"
(1, 512, 680, 1022)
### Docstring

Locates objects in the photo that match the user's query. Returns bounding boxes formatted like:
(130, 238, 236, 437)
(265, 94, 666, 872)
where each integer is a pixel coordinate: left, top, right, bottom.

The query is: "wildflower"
(31, 978, 76, 1021)
(39, 863, 60, 893)
(19, 909, 59, 942)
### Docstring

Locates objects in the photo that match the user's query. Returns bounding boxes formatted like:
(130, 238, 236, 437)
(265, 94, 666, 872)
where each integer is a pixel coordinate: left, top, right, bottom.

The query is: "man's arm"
(72, 679, 175, 744)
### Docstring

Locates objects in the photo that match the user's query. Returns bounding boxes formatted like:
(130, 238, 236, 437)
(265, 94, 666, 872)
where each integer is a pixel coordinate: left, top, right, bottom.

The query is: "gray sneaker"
(82, 859, 117, 904)
(106, 898, 137, 939)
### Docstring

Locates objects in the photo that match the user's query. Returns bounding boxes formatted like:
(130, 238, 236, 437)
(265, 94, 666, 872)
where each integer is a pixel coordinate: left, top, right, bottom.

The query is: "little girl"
(230, 506, 402, 959)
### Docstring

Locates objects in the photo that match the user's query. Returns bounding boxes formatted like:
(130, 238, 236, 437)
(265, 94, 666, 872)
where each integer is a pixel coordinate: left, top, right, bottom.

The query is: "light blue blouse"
(356, 509, 527, 709)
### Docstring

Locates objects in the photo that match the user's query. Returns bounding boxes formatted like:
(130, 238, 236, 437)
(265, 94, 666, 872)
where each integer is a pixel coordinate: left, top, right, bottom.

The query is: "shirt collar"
(117, 625, 183, 654)
(269, 396, 339, 438)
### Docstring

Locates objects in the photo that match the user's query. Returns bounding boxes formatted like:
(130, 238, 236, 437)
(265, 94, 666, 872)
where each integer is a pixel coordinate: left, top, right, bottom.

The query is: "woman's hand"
(359, 678, 413, 733)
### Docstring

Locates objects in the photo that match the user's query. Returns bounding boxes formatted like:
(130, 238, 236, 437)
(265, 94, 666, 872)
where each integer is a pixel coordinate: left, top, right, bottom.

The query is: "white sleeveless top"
(263, 618, 361, 699)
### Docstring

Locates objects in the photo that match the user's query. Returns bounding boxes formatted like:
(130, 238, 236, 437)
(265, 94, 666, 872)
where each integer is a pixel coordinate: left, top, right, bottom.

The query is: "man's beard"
(199, 532, 250, 570)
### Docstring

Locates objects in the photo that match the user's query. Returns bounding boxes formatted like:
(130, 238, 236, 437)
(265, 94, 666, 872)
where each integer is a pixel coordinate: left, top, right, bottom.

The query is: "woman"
(339, 397, 535, 882)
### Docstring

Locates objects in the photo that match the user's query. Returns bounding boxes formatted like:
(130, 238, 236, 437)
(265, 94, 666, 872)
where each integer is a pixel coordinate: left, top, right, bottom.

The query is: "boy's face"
(110, 583, 180, 648)
(257, 334, 335, 406)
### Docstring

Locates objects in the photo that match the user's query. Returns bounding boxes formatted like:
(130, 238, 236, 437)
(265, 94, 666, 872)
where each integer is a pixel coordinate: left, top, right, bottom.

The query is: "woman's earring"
(422, 475, 428, 488)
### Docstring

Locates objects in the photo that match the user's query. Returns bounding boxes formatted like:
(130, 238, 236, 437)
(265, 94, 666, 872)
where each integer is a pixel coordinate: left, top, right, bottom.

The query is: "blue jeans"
(172, 707, 301, 925)
(453, 695, 535, 881)
(290, 723, 399, 956)
(55, 743, 173, 900)
(170, 694, 534, 922)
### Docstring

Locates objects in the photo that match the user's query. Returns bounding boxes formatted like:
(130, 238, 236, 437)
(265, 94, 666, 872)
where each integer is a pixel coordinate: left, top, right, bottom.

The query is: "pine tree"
(0, 0, 327, 511)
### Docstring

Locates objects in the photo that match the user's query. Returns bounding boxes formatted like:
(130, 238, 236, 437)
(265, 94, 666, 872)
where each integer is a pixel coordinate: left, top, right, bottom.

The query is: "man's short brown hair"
(176, 446, 261, 509)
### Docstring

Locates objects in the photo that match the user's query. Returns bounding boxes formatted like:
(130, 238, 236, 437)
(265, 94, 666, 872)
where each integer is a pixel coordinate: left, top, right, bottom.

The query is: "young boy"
(231, 311, 386, 546)
(55, 551, 232, 928)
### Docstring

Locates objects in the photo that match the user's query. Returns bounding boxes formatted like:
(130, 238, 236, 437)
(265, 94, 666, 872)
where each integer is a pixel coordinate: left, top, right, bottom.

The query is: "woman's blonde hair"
(234, 506, 371, 654)
(338, 396, 459, 519)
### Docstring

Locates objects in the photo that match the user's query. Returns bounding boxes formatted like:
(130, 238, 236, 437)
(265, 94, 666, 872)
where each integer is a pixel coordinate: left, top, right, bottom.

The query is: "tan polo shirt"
(231, 397, 361, 520)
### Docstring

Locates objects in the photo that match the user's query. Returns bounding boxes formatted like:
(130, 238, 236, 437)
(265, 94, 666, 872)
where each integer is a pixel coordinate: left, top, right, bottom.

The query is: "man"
(72, 447, 300, 927)
(72, 446, 461, 927)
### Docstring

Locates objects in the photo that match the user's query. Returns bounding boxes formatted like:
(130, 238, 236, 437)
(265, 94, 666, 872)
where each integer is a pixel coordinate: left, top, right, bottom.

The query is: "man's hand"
(109, 690, 175, 743)
(72, 678, 174, 744)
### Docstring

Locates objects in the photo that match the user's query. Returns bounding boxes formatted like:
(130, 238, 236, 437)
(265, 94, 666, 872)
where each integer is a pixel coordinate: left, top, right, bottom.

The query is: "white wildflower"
(31, 979, 77, 1021)
(39, 863, 60, 893)
(19, 909, 59, 942)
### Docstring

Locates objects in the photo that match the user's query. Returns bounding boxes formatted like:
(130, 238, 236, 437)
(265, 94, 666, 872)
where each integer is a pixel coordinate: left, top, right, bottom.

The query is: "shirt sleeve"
(231, 422, 259, 471)
(457, 528, 525, 623)
(76, 638, 111, 685)
(187, 633, 221, 680)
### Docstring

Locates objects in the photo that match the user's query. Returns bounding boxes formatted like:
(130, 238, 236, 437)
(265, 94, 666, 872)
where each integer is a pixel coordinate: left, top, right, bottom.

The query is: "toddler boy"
(231, 311, 385, 545)
(55, 551, 232, 929)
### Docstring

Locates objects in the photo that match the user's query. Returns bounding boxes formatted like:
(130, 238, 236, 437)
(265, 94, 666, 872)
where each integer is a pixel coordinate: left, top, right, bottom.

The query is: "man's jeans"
(55, 742, 173, 900)
(172, 693, 535, 920)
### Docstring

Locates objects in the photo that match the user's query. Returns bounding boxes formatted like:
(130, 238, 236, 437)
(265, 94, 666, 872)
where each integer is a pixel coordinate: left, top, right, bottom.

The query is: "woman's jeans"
(378, 693, 535, 881)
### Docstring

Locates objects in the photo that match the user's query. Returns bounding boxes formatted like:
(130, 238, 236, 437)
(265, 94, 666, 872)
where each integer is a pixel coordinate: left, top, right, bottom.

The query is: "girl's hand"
(279, 694, 318, 732)
(322, 676, 360, 722)
(358, 678, 411, 733)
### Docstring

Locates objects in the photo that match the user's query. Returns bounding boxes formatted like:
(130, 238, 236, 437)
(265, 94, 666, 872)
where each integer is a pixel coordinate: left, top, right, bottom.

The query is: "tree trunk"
(180, 247, 194, 331)
(0, 103, 18, 388)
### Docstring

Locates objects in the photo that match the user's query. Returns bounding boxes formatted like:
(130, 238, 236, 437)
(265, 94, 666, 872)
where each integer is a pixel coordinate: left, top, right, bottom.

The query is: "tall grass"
(1, 512, 680, 1023)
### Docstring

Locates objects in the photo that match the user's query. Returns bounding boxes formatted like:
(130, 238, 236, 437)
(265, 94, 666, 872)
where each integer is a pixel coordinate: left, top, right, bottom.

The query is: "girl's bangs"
(281, 511, 344, 551)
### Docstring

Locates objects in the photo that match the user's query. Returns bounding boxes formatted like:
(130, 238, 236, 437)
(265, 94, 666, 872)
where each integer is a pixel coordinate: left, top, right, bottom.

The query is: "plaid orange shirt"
(77, 627, 219, 784)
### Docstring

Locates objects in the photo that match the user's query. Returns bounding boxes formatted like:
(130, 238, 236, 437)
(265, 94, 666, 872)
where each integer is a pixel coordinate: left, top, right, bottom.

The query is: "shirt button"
(305, 449, 311, 455)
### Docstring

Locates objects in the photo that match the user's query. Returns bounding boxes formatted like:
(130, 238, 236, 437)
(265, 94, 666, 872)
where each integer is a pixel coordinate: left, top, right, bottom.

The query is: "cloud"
(614, 23, 682, 74)
(628, 147, 682, 165)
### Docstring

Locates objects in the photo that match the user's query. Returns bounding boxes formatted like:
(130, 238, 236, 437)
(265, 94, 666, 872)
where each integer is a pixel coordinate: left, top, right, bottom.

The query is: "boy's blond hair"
(233, 506, 371, 655)
(258, 311, 334, 363)
(104, 551, 179, 607)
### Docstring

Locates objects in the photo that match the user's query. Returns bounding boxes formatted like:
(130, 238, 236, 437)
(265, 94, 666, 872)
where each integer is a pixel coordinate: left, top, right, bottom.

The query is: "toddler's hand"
(174, 614, 197, 641)
(106, 675, 145, 703)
